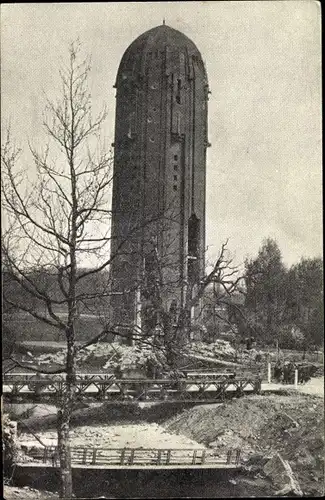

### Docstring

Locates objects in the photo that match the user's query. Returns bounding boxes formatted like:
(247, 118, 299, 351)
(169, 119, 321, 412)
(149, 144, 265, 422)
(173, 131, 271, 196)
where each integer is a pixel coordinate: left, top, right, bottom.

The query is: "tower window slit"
(174, 165, 178, 171)
(176, 79, 181, 104)
(188, 215, 200, 283)
(173, 185, 177, 191)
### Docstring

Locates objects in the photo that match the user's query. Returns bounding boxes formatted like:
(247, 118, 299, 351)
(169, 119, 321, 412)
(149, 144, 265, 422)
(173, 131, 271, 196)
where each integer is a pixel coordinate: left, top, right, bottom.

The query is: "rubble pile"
(24, 340, 168, 374)
(164, 393, 324, 496)
(258, 399, 324, 495)
(263, 453, 303, 497)
(101, 341, 167, 373)
(187, 340, 236, 359)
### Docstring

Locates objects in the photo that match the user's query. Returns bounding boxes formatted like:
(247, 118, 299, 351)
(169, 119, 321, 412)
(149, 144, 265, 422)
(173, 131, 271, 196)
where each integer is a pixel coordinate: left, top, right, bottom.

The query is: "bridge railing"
(24, 446, 242, 467)
(3, 376, 261, 402)
(3, 373, 115, 382)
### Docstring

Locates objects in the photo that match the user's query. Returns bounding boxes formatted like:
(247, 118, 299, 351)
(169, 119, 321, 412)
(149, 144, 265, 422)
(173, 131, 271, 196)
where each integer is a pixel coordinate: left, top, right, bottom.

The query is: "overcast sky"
(1, 1, 322, 268)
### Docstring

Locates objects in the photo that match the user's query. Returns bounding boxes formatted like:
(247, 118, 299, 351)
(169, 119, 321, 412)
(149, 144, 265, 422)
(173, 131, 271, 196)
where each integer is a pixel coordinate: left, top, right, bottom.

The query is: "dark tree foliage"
(285, 257, 323, 346)
(243, 238, 323, 348)
(244, 238, 287, 343)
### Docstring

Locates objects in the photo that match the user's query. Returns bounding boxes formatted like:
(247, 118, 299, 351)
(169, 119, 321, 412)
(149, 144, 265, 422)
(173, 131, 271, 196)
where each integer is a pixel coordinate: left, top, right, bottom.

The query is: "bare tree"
(2, 40, 116, 498)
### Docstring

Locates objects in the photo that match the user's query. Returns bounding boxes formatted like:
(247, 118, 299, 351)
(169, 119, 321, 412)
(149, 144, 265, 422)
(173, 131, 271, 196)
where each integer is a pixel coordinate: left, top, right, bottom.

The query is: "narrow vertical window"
(176, 79, 181, 104)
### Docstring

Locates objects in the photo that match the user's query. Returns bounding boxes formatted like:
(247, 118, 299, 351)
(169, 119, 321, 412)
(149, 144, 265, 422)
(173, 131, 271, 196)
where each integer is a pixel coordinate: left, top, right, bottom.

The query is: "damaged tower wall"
(110, 24, 209, 338)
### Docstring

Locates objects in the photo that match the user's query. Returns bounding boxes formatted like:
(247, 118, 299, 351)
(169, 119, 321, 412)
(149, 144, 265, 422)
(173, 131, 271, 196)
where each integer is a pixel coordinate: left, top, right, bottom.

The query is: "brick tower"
(110, 24, 209, 341)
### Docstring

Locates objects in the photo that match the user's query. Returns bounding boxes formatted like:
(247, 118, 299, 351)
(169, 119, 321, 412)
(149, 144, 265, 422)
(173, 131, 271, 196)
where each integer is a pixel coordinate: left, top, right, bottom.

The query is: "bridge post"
(220, 384, 226, 401)
(192, 450, 197, 465)
(166, 450, 171, 465)
(226, 449, 232, 464)
(120, 449, 125, 465)
(294, 369, 298, 388)
(159, 386, 167, 401)
(255, 378, 261, 394)
(92, 449, 97, 465)
(235, 448, 241, 464)
(157, 450, 162, 465)
(267, 362, 271, 383)
(236, 383, 244, 398)
(201, 450, 206, 464)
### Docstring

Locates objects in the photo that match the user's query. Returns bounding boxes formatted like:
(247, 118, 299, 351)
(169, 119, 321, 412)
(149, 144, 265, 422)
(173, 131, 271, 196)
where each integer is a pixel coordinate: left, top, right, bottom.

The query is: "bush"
(279, 326, 305, 350)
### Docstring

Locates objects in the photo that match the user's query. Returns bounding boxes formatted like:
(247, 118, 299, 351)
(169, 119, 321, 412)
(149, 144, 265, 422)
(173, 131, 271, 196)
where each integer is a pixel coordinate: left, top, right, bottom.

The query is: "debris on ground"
(164, 393, 324, 496)
(20, 340, 168, 376)
(263, 452, 303, 497)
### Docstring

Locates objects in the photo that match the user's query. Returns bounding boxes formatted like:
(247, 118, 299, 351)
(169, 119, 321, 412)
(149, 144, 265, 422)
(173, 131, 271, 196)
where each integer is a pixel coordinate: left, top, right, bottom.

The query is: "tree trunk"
(57, 409, 73, 498)
(58, 332, 76, 499)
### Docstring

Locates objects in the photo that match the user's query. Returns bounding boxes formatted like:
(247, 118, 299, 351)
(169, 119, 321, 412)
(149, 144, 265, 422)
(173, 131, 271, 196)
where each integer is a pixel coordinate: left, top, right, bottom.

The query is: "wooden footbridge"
(19, 445, 242, 470)
(3, 372, 261, 404)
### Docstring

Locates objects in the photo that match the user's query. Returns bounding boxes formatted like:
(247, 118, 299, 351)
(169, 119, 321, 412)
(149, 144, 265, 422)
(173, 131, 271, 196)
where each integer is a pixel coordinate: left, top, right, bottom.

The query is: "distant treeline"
(234, 238, 323, 348)
(3, 239, 323, 349)
(3, 268, 111, 315)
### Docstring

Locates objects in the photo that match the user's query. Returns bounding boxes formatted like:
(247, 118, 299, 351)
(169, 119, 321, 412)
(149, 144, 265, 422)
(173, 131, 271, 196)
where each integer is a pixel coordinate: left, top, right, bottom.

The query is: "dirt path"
(261, 376, 324, 397)
(296, 376, 324, 397)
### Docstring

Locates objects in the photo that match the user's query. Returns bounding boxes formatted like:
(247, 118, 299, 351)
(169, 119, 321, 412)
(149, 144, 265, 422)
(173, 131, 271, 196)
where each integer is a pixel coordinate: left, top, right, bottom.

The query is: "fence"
(24, 446, 242, 467)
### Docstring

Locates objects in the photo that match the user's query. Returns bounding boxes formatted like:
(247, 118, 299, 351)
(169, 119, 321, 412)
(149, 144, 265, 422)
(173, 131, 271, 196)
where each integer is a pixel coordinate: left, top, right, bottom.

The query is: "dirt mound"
(164, 393, 324, 496)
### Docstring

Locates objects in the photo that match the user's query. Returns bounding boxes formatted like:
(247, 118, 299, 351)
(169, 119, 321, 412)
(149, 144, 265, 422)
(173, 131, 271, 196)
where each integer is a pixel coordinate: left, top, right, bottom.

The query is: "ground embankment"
(163, 392, 324, 496)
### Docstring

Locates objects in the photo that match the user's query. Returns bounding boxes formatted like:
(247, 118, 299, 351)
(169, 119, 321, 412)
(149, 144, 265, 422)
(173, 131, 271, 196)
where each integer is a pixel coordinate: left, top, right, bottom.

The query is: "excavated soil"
(164, 392, 324, 496)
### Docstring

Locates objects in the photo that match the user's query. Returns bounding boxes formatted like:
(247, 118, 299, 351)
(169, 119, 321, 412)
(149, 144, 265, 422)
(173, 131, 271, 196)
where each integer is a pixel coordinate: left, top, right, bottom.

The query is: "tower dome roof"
(116, 24, 207, 85)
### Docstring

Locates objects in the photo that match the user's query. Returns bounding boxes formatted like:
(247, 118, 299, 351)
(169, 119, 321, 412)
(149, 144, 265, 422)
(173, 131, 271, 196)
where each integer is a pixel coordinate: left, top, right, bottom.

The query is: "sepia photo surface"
(2, 2, 323, 499)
